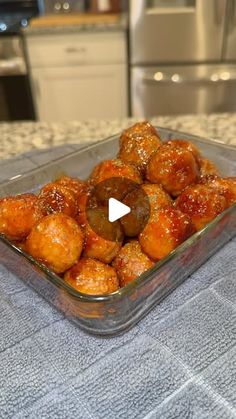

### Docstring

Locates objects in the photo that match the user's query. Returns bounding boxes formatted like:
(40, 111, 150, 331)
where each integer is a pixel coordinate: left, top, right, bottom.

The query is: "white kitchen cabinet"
(26, 31, 128, 121)
(31, 64, 127, 121)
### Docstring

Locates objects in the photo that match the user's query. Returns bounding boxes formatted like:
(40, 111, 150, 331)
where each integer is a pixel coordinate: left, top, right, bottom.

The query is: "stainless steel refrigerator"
(130, 0, 236, 116)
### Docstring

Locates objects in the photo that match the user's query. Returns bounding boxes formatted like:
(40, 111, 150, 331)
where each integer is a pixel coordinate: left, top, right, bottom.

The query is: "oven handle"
(0, 58, 26, 76)
(142, 72, 236, 84)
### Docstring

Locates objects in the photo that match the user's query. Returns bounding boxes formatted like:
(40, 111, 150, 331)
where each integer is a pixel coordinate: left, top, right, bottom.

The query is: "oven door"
(129, 0, 227, 64)
(0, 74, 35, 121)
(0, 35, 35, 121)
(131, 64, 236, 116)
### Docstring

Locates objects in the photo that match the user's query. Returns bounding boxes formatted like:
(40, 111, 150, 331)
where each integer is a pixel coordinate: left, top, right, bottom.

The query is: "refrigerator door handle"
(222, 0, 236, 59)
(226, 0, 236, 29)
(232, 0, 236, 23)
(214, 0, 227, 25)
(142, 72, 236, 84)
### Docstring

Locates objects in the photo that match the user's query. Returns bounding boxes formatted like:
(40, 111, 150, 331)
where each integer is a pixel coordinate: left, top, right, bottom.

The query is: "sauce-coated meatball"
(26, 213, 83, 273)
(83, 208, 123, 263)
(120, 183, 172, 237)
(166, 139, 202, 167)
(89, 159, 142, 204)
(75, 183, 95, 226)
(119, 186, 150, 237)
(200, 158, 220, 177)
(175, 184, 227, 231)
(139, 207, 195, 261)
(112, 241, 154, 287)
(199, 176, 236, 208)
(120, 121, 159, 148)
(141, 183, 172, 215)
(118, 133, 161, 173)
(55, 176, 86, 198)
(146, 144, 199, 196)
(0, 193, 41, 241)
(64, 258, 119, 295)
(37, 182, 77, 217)
(89, 159, 142, 186)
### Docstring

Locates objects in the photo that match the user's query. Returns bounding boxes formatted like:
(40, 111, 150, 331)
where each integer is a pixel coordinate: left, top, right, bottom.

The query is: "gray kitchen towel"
(0, 147, 236, 419)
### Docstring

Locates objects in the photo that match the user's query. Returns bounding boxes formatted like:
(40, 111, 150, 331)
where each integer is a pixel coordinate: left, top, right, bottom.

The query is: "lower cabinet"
(31, 63, 128, 121)
(26, 31, 128, 121)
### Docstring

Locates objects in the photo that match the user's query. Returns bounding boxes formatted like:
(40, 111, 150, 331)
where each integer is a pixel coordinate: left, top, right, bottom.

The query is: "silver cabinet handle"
(65, 46, 86, 54)
(146, 2, 195, 15)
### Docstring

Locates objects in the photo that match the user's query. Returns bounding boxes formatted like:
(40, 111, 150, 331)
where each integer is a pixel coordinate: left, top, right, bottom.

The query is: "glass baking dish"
(0, 127, 236, 336)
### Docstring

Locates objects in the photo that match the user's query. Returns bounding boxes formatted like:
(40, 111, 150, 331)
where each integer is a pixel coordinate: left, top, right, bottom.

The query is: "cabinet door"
(30, 64, 128, 121)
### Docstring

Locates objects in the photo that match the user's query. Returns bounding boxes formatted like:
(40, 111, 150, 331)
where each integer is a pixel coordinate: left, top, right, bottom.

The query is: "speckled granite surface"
(1, 113, 236, 161)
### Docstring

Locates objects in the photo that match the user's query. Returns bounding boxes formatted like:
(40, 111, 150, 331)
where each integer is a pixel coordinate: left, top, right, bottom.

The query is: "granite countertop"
(1, 113, 236, 162)
(23, 13, 127, 36)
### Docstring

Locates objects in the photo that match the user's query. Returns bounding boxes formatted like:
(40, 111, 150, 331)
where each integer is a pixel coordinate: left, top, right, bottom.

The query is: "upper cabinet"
(25, 31, 128, 121)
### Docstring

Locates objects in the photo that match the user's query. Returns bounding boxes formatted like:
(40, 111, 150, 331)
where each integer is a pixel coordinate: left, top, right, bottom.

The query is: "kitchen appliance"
(42, 0, 89, 14)
(0, 0, 38, 121)
(130, 0, 236, 116)
(42, 0, 120, 14)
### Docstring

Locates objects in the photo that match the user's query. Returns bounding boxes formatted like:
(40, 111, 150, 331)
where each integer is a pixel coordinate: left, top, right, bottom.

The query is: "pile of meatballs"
(0, 121, 236, 296)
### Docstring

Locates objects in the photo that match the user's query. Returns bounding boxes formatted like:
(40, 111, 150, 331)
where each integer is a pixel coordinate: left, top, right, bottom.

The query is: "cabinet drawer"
(26, 32, 126, 67)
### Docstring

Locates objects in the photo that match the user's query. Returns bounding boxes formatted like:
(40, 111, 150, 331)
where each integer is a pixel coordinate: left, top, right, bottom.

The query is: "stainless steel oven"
(0, 35, 35, 120)
(0, 0, 38, 121)
(130, 0, 236, 116)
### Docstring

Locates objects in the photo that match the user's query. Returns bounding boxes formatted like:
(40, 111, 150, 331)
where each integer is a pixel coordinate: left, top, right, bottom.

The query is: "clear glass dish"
(0, 127, 236, 336)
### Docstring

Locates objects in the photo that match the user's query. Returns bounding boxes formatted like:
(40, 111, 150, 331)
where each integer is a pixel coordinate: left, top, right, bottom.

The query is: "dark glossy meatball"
(64, 258, 119, 295)
(26, 213, 83, 273)
(175, 184, 227, 231)
(139, 207, 195, 261)
(146, 144, 199, 196)
(112, 241, 154, 287)
(0, 193, 42, 241)
(37, 182, 77, 217)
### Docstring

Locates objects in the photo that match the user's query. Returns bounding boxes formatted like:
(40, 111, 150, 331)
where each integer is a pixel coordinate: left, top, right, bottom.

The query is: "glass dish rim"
(0, 126, 236, 304)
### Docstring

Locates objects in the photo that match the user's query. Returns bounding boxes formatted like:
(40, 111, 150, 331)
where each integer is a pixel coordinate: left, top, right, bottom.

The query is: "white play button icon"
(108, 197, 131, 223)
